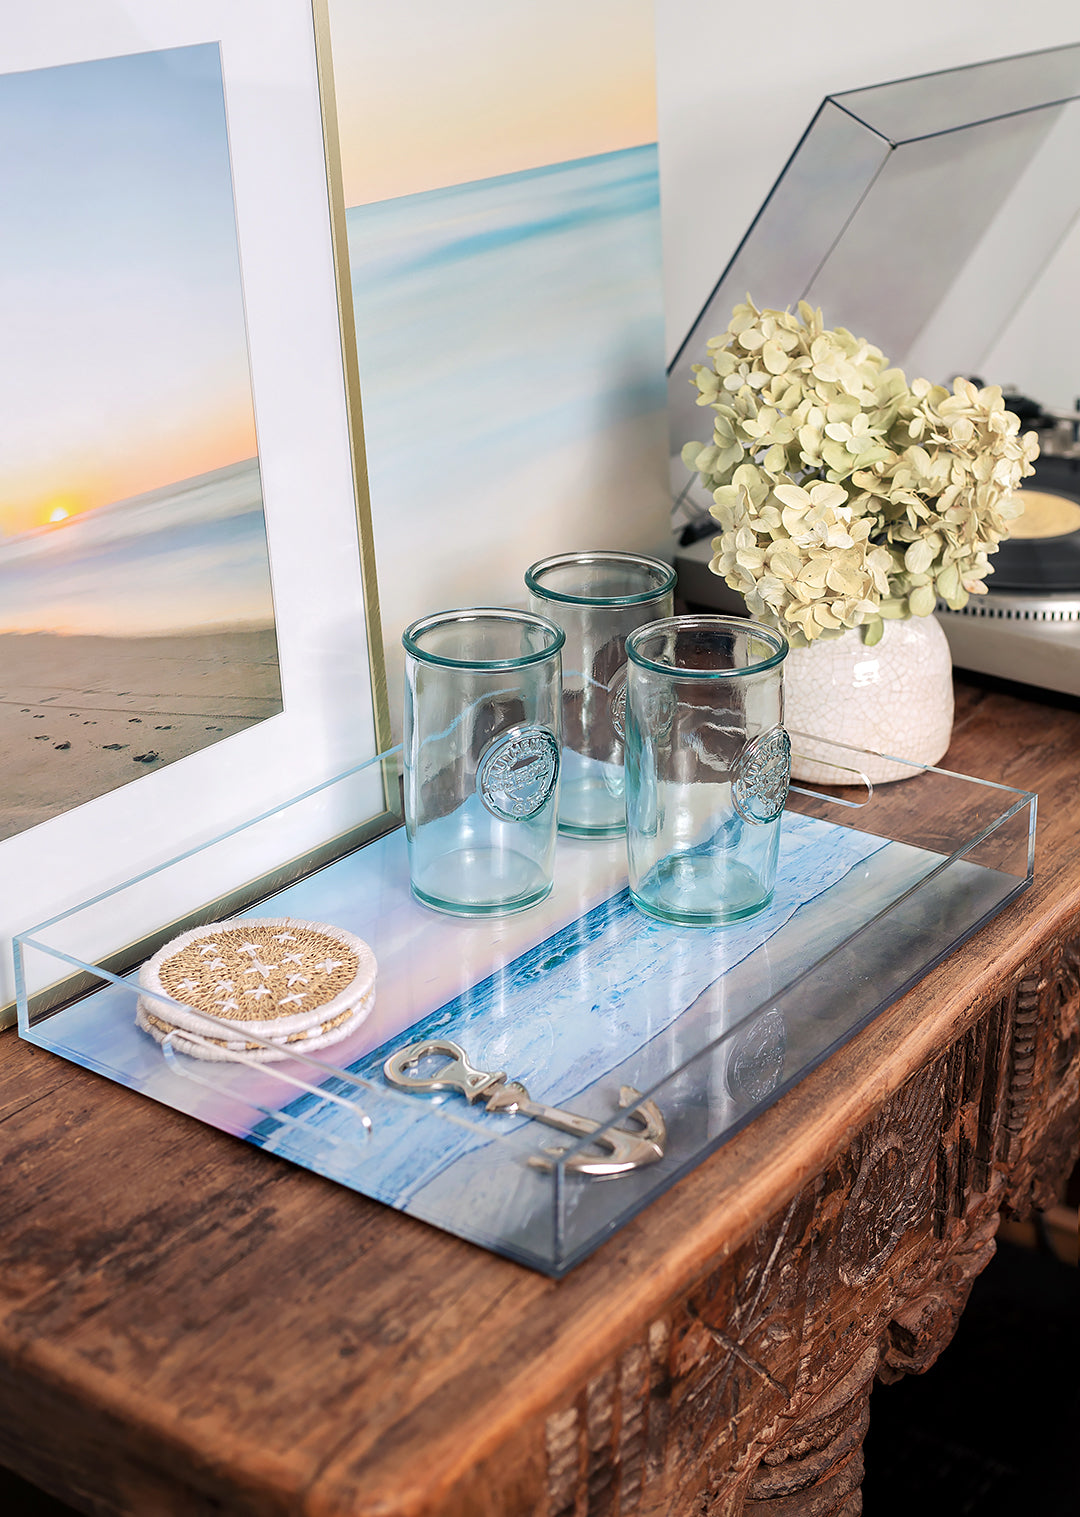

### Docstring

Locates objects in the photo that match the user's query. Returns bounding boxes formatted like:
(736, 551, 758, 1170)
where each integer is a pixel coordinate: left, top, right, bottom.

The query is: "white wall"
(655, 0, 1080, 409)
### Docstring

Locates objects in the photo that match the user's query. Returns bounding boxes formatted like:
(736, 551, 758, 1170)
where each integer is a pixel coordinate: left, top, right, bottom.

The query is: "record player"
(668, 45, 1080, 699)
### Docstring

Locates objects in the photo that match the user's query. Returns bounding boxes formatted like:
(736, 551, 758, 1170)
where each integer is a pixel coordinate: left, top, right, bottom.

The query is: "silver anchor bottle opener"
(383, 1038, 666, 1177)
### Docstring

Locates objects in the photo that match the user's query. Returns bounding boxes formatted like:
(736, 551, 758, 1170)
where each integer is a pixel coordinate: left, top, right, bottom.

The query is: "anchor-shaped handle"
(383, 1038, 666, 1177)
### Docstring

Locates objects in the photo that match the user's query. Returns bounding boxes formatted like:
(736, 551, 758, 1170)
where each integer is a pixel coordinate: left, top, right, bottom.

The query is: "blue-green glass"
(525, 551, 675, 838)
(402, 609, 564, 916)
(624, 616, 789, 926)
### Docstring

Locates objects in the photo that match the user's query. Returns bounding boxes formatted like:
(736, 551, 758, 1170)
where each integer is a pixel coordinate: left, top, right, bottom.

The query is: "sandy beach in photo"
(0, 628, 281, 841)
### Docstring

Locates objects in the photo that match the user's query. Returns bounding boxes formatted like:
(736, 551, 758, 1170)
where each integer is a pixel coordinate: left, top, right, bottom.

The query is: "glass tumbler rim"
(626, 613, 789, 678)
(402, 606, 565, 671)
(524, 549, 677, 607)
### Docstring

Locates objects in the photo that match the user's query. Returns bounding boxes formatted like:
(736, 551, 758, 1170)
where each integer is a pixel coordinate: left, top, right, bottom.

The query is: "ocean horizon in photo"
(0, 458, 283, 841)
(0, 458, 277, 638)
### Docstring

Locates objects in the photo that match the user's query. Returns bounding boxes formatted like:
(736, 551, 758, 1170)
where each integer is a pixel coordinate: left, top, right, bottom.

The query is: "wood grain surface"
(0, 678, 1077, 1517)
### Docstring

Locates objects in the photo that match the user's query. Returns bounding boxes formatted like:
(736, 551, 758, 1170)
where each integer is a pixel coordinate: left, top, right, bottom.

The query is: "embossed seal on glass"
(725, 1008, 787, 1103)
(608, 664, 628, 739)
(614, 651, 676, 747)
(639, 685, 677, 742)
(732, 725, 791, 824)
(477, 725, 559, 822)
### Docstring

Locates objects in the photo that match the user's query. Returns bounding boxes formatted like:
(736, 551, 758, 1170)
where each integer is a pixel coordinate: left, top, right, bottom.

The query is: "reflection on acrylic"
(0, 44, 281, 842)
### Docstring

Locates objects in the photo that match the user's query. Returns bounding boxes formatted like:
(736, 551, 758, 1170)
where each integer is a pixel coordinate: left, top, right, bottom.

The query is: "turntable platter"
(991, 456, 1080, 592)
(1007, 490, 1080, 538)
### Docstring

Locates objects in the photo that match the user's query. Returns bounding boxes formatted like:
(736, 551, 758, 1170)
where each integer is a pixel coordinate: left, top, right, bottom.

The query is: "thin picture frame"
(1, 1, 394, 1023)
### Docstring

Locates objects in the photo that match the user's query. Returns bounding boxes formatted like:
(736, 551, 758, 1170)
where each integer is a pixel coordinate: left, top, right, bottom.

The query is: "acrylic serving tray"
(15, 737, 1035, 1276)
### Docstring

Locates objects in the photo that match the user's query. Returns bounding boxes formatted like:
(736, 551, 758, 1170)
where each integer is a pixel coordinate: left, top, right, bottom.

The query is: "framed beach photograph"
(1, 1, 392, 1019)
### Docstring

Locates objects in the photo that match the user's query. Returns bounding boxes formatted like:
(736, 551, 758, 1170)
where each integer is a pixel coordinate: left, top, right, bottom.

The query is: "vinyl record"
(991, 455, 1080, 592)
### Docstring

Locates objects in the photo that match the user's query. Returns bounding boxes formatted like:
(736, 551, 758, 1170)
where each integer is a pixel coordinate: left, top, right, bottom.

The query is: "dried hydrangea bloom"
(683, 298, 1039, 646)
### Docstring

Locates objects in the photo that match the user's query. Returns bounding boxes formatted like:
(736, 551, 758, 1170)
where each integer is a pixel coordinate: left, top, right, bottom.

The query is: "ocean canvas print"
(326, 0, 669, 722)
(0, 43, 281, 843)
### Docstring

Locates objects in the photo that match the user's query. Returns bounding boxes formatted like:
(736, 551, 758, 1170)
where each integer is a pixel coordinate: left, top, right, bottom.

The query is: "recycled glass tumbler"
(524, 550, 676, 837)
(623, 615, 790, 926)
(402, 608, 564, 916)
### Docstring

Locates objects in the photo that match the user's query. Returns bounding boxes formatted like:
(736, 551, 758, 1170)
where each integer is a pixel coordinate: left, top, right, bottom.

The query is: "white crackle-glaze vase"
(784, 615, 954, 784)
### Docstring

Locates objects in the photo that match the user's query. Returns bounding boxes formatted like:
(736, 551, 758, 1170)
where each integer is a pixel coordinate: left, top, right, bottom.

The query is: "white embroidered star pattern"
(150, 925, 366, 1059)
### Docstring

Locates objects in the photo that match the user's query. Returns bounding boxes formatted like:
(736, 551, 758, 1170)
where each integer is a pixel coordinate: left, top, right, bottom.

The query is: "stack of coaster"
(136, 916, 376, 1063)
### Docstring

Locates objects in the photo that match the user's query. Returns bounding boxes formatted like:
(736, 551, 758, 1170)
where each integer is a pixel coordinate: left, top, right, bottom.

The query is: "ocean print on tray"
(325, 0, 669, 723)
(24, 803, 1023, 1272)
(0, 43, 281, 843)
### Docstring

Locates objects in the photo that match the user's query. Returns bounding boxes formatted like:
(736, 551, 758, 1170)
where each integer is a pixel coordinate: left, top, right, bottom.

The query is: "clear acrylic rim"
(626, 614, 789, 678)
(402, 607, 565, 670)
(12, 735, 1035, 949)
(524, 550, 677, 607)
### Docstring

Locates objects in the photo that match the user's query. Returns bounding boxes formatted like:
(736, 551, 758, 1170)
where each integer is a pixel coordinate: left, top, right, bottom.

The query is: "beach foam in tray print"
(325, 0, 670, 725)
(0, 42, 282, 843)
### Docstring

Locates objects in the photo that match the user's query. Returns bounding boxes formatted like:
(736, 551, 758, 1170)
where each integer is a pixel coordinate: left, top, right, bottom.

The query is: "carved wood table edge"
(0, 678, 1077, 1517)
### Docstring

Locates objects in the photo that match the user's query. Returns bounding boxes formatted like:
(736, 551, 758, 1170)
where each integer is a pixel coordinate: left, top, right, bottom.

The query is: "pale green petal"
(904, 538, 935, 574)
(909, 583, 937, 617)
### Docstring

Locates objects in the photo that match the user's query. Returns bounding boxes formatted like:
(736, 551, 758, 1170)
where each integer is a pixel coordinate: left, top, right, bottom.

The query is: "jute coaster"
(136, 917, 376, 1063)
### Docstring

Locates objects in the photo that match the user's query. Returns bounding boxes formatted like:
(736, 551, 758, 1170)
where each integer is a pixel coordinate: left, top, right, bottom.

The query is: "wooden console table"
(1, 677, 1076, 1517)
